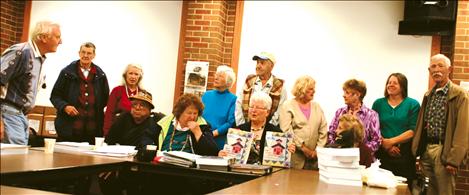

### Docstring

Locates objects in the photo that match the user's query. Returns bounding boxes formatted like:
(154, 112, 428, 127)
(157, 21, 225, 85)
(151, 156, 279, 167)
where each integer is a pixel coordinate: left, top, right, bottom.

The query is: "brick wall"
(175, 0, 240, 100)
(0, 0, 26, 54)
(454, 1, 469, 194)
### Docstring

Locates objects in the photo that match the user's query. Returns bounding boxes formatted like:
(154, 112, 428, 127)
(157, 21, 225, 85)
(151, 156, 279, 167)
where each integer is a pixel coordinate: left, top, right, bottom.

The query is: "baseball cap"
(252, 52, 276, 64)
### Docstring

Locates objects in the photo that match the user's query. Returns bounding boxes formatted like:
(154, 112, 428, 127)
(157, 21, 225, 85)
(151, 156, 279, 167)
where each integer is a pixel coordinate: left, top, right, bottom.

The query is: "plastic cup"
(95, 137, 105, 148)
(44, 138, 56, 154)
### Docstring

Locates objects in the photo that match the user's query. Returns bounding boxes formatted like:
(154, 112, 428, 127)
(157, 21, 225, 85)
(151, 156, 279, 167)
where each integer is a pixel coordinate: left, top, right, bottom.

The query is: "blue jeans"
(1, 104, 29, 145)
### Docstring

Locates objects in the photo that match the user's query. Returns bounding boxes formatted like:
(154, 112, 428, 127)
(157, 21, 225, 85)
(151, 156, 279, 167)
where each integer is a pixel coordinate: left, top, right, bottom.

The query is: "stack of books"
(229, 164, 273, 175)
(317, 147, 363, 187)
(196, 156, 235, 171)
(154, 151, 236, 171)
(155, 151, 201, 168)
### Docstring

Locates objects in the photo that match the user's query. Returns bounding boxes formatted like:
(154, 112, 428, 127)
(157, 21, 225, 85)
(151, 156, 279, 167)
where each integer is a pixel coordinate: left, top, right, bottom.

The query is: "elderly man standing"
(1, 21, 62, 145)
(412, 54, 469, 195)
(235, 52, 287, 126)
(50, 42, 109, 144)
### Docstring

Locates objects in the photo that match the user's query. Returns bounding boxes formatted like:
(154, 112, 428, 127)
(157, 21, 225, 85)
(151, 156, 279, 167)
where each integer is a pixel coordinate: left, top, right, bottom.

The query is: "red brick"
(185, 36, 201, 42)
(195, 9, 211, 15)
(187, 25, 202, 31)
(204, 4, 221, 10)
(192, 53, 208, 60)
(193, 42, 208, 48)
(188, 3, 204, 9)
(203, 26, 221, 32)
(203, 15, 220, 21)
(195, 20, 210, 26)
(187, 14, 202, 20)
(193, 31, 209, 37)
(200, 48, 218, 55)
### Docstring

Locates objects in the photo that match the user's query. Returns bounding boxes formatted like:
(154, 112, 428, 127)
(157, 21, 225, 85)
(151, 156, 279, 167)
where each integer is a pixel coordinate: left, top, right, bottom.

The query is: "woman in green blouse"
(372, 73, 420, 186)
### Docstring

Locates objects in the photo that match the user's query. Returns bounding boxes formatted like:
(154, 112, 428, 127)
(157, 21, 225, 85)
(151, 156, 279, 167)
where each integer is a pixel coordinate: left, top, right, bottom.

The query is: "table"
(129, 161, 265, 184)
(1, 150, 127, 185)
(211, 169, 410, 194)
(1, 185, 68, 195)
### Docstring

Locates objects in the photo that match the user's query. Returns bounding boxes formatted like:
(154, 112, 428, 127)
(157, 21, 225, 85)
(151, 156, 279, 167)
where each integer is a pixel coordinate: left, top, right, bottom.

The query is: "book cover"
(223, 128, 254, 164)
(262, 131, 293, 168)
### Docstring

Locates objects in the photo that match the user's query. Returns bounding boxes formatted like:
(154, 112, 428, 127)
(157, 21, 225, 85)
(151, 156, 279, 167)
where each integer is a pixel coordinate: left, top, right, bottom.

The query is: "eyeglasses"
(131, 101, 149, 108)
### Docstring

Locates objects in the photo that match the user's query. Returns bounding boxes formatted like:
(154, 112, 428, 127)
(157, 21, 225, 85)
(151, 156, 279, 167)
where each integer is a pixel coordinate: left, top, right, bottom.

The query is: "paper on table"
(85, 145, 137, 157)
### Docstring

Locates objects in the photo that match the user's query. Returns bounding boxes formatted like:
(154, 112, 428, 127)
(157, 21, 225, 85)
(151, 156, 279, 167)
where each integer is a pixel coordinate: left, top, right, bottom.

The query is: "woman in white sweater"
(279, 75, 328, 169)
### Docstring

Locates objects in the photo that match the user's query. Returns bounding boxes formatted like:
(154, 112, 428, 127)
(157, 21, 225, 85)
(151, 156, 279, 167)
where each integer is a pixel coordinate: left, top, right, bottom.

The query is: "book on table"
(0, 143, 29, 155)
(316, 147, 363, 187)
(196, 156, 236, 171)
(223, 128, 254, 164)
(262, 131, 293, 168)
(153, 151, 201, 168)
(54, 142, 93, 154)
(229, 163, 273, 175)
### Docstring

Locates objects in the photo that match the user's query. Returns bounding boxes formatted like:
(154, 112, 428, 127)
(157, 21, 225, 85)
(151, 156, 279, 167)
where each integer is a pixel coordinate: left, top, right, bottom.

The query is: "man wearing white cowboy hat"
(235, 52, 287, 126)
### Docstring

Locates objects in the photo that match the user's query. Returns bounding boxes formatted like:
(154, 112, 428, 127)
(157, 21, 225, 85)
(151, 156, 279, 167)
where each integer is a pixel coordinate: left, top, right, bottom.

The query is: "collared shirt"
(328, 105, 382, 154)
(424, 82, 449, 139)
(235, 75, 287, 126)
(253, 76, 274, 94)
(30, 40, 47, 90)
(80, 67, 91, 78)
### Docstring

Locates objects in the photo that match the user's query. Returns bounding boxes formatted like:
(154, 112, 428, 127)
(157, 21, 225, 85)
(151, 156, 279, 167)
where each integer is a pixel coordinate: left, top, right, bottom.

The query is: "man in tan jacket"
(411, 54, 469, 195)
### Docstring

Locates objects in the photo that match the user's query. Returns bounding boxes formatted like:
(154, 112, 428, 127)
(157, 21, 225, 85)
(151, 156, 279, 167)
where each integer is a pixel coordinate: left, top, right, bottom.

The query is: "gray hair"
(80, 42, 96, 53)
(121, 63, 144, 88)
(216, 65, 236, 88)
(31, 21, 60, 42)
(430, 54, 451, 67)
(250, 92, 272, 110)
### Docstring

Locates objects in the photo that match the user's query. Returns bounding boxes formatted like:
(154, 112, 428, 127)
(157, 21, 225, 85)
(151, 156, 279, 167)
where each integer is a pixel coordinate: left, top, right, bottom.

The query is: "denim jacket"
(1, 42, 44, 113)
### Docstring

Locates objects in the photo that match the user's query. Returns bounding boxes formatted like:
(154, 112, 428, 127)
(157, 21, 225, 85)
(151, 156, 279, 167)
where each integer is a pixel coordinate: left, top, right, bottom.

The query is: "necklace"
(168, 124, 194, 153)
(251, 125, 264, 131)
(125, 83, 138, 98)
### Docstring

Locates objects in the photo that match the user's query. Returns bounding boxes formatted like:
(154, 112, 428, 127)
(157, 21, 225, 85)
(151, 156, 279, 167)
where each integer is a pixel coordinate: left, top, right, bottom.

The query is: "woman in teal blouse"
(372, 73, 420, 186)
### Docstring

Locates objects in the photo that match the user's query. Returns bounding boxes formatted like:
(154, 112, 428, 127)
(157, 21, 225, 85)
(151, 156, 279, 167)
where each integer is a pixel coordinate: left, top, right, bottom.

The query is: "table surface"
(211, 169, 410, 195)
(1, 185, 69, 195)
(1, 149, 126, 174)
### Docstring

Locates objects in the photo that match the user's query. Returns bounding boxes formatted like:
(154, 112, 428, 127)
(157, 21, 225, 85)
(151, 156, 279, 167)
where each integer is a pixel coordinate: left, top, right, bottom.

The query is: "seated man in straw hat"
(101, 90, 164, 195)
(105, 90, 164, 149)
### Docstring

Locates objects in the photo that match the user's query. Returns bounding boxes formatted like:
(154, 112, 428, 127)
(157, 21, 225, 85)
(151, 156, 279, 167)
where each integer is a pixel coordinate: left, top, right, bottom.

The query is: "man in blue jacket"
(50, 42, 109, 144)
(1, 21, 62, 145)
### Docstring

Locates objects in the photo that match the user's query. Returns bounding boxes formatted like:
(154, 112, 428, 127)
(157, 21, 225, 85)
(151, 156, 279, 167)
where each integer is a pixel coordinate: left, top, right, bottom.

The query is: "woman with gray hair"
(103, 63, 144, 136)
(279, 75, 328, 169)
(202, 65, 237, 149)
(220, 92, 295, 164)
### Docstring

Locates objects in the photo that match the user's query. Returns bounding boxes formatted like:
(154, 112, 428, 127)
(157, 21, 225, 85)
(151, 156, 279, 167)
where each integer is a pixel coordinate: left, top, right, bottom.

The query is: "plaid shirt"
(424, 83, 449, 140)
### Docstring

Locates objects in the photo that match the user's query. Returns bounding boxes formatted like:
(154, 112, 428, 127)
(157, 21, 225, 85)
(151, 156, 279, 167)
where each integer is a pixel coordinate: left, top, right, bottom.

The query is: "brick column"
(0, 0, 26, 53)
(453, 1, 469, 85)
(173, 0, 243, 102)
(454, 1, 469, 194)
